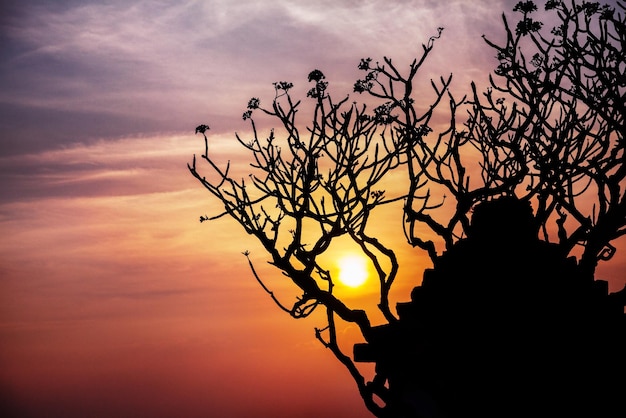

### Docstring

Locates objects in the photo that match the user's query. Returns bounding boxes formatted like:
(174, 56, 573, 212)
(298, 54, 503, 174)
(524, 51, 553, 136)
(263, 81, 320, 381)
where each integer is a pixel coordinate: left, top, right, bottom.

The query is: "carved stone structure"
(355, 197, 626, 418)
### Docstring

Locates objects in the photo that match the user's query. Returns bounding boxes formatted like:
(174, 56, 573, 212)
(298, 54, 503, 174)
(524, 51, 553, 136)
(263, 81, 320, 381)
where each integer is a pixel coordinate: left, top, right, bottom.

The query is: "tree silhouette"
(189, 1, 625, 417)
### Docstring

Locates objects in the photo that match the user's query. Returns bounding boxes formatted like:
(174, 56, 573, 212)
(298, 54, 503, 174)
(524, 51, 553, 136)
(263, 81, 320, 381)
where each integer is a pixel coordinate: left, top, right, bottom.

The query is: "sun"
(337, 254, 369, 287)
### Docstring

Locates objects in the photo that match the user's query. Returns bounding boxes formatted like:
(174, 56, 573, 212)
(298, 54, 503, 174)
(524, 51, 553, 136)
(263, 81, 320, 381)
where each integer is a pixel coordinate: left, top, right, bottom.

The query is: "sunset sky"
(1, 1, 624, 417)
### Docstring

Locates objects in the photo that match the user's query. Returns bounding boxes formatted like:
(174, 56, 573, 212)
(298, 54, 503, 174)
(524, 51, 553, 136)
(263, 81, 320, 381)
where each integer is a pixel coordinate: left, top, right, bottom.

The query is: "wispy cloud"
(0, 131, 250, 202)
(0, 0, 528, 156)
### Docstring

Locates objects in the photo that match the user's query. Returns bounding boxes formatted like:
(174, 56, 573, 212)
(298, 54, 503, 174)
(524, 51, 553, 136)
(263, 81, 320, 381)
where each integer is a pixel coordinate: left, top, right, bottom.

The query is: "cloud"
(0, 1, 272, 150)
(0, 0, 531, 156)
(2, 0, 327, 110)
(0, 130, 255, 204)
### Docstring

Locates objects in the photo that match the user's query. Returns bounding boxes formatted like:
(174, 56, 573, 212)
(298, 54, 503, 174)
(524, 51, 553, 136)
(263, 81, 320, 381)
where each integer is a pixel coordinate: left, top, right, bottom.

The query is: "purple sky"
(0, 0, 517, 156)
(1, 1, 624, 417)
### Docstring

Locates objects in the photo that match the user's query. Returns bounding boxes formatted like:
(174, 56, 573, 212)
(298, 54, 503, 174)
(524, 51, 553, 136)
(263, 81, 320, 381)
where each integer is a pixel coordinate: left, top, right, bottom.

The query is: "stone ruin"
(354, 197, 626, 418)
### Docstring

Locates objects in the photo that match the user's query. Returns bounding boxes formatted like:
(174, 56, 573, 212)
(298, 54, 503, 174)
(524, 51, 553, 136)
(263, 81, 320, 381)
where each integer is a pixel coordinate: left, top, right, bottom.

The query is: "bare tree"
(189, 1, 625, 417)
(480, 0, 626, 278)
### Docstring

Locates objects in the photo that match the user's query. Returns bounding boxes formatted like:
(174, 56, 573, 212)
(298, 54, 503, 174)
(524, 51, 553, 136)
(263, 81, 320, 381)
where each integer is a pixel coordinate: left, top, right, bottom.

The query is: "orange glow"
(337, 254, 370, 287)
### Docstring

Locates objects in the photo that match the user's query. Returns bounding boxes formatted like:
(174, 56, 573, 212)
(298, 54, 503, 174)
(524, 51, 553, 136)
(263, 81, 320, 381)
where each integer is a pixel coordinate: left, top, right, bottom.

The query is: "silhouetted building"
(355, 197, 626, 418)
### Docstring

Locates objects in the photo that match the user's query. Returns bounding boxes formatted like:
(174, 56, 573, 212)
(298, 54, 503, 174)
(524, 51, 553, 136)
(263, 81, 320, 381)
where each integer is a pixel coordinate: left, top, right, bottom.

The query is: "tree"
(189, 1, 625, 417)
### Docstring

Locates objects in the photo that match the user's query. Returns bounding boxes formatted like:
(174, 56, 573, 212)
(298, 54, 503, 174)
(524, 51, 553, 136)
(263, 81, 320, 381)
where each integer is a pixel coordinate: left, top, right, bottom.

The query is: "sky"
(1, 1, 624, 417)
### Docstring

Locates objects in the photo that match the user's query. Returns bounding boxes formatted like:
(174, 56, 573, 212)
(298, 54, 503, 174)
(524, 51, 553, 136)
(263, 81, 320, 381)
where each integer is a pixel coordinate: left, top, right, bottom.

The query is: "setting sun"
(337, 254, 369, 287)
